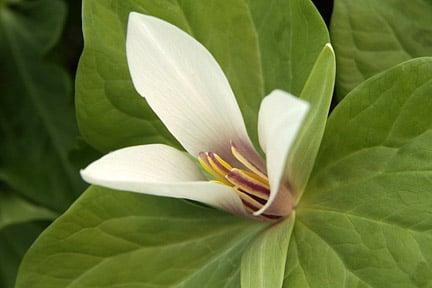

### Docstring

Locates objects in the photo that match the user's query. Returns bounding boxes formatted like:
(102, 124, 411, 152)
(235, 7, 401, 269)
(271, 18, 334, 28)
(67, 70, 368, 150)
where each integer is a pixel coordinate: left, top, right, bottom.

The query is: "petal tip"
(128, 11, 147, 28)
(80, 173, 91, 187)
(252, 199, 270, 216)
(128, 11, 141, 19)
(127, 12, 158, 33)
(128, 12, 173, 31)
(266, 89, 310, 112)
(79, 167, 93, 184)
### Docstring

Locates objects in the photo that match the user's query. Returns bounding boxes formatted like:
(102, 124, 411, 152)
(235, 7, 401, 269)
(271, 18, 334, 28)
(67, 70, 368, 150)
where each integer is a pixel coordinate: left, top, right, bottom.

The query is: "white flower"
(81, 12, 309, 220)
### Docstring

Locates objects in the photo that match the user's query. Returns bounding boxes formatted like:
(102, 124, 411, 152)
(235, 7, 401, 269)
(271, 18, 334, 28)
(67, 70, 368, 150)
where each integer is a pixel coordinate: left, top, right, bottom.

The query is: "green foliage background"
(0, 0, 96, 286)
(1, 0, 432, 287)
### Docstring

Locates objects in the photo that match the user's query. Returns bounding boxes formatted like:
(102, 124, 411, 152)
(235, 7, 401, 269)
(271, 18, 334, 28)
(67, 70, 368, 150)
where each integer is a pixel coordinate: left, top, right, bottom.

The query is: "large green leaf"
(0, 0, 85, 212)
(0, 191, 55, 288)
(290, 43, 335, 201)
(284, 58, 432, 287)
(0, 191, 56, 229)
(15, 58, 432, 287)
(241, 214, 295, 288)
(0, 221, 50, 288)
(240, 43, 335, 288)
(331, 0, 432, 99)
(0, 1, 85, 286)
(245, 0, 329, 97)
(76, 0, 329, 152)
(16, 186, 264, 288)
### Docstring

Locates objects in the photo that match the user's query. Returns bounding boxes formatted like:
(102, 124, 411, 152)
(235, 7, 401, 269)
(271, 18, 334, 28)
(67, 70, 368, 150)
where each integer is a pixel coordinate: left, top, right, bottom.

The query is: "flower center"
(198, 142, 279, 220)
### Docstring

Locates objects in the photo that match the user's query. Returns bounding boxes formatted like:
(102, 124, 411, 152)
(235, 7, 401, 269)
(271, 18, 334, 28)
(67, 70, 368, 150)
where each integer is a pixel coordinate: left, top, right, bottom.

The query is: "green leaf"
(16, 186, 265, 288)
(0, 1, 85, 285)
(0, 221, 50, 288)
(290, 43, 336, 201)
(0, 0, 85, 212)
(285, 58, 432, 287)
(331, 0, 432, 99)
(68, 138, 102, 170)
(241, 214, 295, 288)
(245, 0, 330, 97)
(0, 191, 57, 229)
(240, 44, 335, 288)
(0, 191, 55, 288)
(76, 0, 329, 152)
(16, 58, 432, 287)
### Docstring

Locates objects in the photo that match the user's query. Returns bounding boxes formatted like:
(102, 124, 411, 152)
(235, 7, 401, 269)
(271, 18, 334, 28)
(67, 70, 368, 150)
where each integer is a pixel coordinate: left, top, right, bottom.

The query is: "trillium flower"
(81, 12, 310, 220)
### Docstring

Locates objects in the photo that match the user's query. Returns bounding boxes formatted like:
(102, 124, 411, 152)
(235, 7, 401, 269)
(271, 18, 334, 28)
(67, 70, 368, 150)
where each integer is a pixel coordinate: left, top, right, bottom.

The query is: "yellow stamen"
(198, 153, 226, 183)
(242, 170, 269, 185)
(238, 169, 270, 189)
(210, 180, 231, 187)
(197, 145, 279, 220)
(207, 152, 232, 177)
(225, 168, 269, 200)
(233, 187, 265, 210)
(231, 144, 268, 181)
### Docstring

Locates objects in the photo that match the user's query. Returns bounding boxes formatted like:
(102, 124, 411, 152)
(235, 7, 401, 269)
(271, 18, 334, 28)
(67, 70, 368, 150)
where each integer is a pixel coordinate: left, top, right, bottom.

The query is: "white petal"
(81, 144, 246, 215)
(255, 90, 310, 216)
(126, 12, 251, 161)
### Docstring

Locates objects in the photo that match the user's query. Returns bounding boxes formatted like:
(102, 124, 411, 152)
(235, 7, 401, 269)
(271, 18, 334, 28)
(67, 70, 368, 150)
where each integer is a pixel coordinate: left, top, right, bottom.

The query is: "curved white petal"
(126, 12, 251, 161)
(255, 90, 310, 216)
(81, 144, 246, 215)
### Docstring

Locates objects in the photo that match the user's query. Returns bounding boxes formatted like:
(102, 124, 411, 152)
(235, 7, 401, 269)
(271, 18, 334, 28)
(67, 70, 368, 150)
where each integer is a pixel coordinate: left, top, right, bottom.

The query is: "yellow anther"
(207, 152, 232, 178)
(231, 144, 268, 182)
(198, 145, 274, 219)
(233, 187, 265, 210)
(198, 153, 227, 183)
(226, 168, 269, 200)
(212, 153, 233, 171)
(210, 180, 231, 187)
(240, 170, 270, 188)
